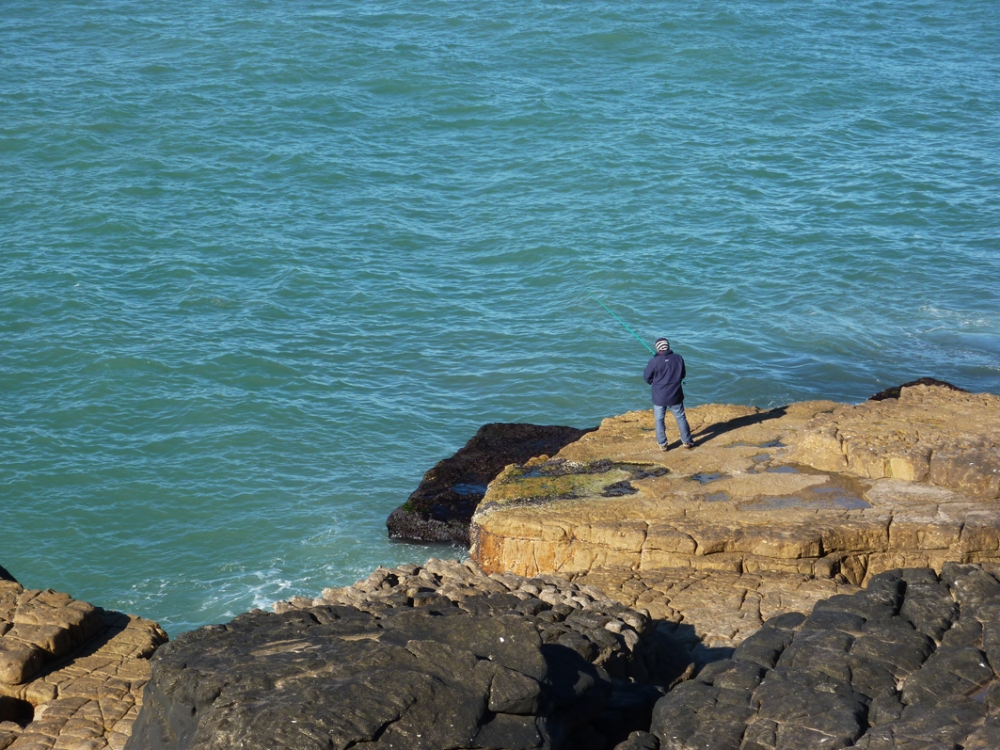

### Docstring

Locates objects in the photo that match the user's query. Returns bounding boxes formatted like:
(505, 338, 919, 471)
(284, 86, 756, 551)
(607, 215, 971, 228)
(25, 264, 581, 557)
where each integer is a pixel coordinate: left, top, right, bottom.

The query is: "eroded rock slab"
(471, 386, 1000, 587)
(283, 558, 688, 688)
(650, 563, 1000, 750)
(279, 559, 861, 704)
(791, 384, 1000, 495)
(129, 601, 622, 750)
(387, 423, 593, 544)
(0, 578, 167, 750)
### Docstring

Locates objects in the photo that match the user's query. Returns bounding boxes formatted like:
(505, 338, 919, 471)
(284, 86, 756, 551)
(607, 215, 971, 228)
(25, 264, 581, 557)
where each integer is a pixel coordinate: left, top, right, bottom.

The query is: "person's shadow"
(689, 406, 788, 447)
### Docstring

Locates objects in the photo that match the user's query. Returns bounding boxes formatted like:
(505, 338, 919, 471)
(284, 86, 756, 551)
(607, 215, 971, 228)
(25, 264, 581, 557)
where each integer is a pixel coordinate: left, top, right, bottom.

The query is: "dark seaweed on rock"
(387, 423, 594, 545)
(868, 377, 966, 402)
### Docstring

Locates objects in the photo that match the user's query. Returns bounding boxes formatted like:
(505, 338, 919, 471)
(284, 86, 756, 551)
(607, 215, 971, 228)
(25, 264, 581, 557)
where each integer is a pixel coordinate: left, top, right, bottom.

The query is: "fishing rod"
(588, 293, 656, 356)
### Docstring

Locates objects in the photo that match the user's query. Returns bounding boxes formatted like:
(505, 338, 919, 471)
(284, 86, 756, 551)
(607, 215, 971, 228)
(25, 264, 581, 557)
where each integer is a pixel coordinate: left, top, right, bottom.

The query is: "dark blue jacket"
(644, 350, 686, 406)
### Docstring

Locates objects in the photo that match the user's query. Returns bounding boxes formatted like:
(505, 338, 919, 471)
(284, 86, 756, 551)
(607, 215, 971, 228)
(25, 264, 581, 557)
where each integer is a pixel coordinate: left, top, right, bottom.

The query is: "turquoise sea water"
(2, 0, 998, 635)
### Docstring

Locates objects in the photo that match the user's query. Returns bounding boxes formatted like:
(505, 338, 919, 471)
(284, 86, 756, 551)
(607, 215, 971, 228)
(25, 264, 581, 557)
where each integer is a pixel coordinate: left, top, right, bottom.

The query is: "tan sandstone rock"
(470, 385, 1000, 588)
(0, 580, 167, 750)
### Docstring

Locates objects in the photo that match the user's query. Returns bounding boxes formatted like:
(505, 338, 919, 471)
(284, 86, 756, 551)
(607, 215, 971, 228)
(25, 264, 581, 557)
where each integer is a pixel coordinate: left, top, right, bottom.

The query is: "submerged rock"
(387, 423, 593, 544)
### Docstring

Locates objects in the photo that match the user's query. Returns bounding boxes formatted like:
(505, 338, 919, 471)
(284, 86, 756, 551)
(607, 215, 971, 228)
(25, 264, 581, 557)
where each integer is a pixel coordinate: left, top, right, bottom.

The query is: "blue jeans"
(654, 403, 692, 447)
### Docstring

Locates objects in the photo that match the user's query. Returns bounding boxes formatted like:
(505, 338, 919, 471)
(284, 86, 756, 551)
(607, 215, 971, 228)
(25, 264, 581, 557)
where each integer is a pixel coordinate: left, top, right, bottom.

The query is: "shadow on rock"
(690, 408, 787, 446)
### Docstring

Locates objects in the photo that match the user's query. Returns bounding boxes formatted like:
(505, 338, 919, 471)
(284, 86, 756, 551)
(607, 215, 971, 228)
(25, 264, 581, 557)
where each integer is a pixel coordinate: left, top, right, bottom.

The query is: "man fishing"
(644, 338, 693, 451)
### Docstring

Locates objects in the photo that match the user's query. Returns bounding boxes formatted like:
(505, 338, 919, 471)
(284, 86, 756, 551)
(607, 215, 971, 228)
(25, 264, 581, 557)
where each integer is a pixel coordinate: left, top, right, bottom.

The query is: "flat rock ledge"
(471, 385, 1000, 588)
(388, 423, 592, 544)
(651, 563, 1000, 750)
(0, 578, 167, 750)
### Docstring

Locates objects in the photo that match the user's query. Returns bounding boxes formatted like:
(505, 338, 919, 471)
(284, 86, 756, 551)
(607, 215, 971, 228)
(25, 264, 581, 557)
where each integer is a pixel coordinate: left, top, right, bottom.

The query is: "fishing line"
(587, 293, 655, 355)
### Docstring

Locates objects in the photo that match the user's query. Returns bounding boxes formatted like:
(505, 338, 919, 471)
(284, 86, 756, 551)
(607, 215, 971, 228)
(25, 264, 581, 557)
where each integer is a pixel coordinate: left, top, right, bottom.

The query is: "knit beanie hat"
(655, 338, 670, 352)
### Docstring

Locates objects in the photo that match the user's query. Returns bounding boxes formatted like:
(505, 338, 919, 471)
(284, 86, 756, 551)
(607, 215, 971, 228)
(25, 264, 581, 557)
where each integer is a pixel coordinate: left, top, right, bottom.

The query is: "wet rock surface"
(0, 578, 167, 750)
(650, 563, 1000, 750)
(387, 423, 593, 544)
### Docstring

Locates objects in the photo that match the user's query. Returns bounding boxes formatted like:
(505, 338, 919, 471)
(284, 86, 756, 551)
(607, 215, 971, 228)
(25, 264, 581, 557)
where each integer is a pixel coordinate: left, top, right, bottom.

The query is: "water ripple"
(1, 0, 998, 635)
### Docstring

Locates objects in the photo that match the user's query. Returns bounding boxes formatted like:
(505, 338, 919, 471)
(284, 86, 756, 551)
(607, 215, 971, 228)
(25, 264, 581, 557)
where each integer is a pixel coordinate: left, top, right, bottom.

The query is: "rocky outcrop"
(650, 563, 1000, 749)
(471, 386, 1000, 588)
(791, 384, 999, 495)
(289, 558, 858, 668)
(270, 557, 872, 746)
(0, 578, 167, 750)
(387, 423, 593, 544)
(130, 597, 644, 750)
(134, 557, 1000, 750)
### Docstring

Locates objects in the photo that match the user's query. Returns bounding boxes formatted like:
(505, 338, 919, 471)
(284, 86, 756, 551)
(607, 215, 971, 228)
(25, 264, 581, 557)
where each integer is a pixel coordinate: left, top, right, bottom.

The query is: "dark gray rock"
(315, 561, 693, 689)
(613, 731, 660, 750)
(901, 646, 994, 705)
(898, 572, 957, 641)
(648, 567, 1000, 750)
(752, 667, 867, 747)
(386, 423, 593, 544)
(126, 602, 619, 750)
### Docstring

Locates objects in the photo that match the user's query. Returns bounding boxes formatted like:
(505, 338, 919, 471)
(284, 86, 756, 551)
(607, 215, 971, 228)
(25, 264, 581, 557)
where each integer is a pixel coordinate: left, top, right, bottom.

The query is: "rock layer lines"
(470, 386, 1000, 587)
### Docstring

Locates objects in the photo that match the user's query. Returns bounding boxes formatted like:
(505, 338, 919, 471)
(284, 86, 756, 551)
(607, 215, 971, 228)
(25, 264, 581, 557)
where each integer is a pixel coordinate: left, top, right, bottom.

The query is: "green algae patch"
(490, 469, 634, 503)
(478, 458, 669, 514)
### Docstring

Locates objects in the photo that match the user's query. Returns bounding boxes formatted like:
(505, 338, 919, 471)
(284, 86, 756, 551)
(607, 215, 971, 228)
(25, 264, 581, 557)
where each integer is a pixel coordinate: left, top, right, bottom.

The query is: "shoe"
(659, 443, 669, 451)
(682, 442, 694, 449)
